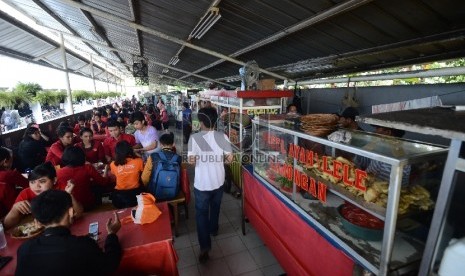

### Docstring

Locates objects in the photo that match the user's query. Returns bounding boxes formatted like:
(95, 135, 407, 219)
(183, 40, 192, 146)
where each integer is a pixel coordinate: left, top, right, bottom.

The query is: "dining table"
(0, 202, 179, 276)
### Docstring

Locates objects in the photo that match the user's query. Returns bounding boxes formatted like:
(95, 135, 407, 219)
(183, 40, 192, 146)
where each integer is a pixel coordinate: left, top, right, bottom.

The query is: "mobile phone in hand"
(88, 222, 99, 241)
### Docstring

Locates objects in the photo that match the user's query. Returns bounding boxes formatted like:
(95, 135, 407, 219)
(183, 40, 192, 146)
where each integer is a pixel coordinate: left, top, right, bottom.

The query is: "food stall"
(200, 89, 293, 192)
(357, 107, 465, 275)
(243, 113, 448, 275)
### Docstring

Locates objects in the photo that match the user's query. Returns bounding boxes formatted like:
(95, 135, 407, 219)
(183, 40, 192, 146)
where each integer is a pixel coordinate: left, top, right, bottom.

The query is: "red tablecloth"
(1, 202, 178, 276)
(243, 167, 354, 276)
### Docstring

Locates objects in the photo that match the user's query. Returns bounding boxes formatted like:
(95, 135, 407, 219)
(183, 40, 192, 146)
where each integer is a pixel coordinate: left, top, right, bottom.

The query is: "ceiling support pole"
(90, 55, 97, 93)
(106, 64, 110, 92)
(60, 33, 74, 115)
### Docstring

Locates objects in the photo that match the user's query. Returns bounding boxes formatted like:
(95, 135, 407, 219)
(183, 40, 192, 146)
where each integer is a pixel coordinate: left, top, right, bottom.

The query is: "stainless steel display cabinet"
(251, 118, 448, 275)
(200, 89, 293, 193)
(357, 107, 465, 275)
(205, 90, 292, 153)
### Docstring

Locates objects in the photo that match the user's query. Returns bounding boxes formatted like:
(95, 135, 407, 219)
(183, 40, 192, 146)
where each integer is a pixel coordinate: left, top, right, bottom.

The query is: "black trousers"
(183, 124, 192, 143)
(111, 186, 144, 209)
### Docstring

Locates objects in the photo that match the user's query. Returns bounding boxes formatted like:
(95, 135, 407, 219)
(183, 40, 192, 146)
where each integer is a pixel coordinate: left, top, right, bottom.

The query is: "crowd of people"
(0, 95, 242, 273)
(0, 98, 194, 228)
(3, 94, 421, 269)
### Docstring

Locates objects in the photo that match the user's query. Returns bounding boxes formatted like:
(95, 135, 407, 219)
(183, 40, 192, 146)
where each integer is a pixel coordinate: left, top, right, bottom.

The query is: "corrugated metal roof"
(0, 8, 120, 84)
(1, 0, 465, 88)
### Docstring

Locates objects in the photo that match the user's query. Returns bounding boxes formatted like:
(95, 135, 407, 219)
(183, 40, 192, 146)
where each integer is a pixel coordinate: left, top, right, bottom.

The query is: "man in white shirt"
(188, 107, 233, 264)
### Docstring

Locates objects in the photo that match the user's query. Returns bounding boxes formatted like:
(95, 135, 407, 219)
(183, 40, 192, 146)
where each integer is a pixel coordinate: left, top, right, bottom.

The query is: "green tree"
(442, 59, 465, 83)
(14, 82, 42, 97)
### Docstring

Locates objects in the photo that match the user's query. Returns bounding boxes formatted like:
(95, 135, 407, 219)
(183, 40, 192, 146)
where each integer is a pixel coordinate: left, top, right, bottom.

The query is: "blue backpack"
(148, 151, 180, 201)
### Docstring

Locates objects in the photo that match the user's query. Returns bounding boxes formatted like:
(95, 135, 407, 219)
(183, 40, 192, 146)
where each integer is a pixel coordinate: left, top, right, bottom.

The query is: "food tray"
(301, 169, 387, 217)
(337, 205, 384, 241)
(10, 222, 44, 239)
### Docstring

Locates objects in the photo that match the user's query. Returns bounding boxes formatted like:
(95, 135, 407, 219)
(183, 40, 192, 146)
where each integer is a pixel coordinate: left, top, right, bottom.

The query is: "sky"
(0, 1, 139, 94)
(0, 55, 123, 91)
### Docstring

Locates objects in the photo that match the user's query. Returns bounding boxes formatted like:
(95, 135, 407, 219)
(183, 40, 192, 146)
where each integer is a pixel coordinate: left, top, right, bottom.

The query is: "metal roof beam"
(55, 0, 291, 82)
(0, 8, 121, 82)
(40, 25, 235, 88)
(293, 67, 465, 85)
(73, 0, 127, 68)
(30, 0, 118, 68)
(275, 28, 465, 81)
(168, 1, 222, 68)
(73, 63, 90, 73)
(150, 73, 200, 88)
(128, 0, 142, 57)
(32, 47, 61, 61)
(179, 0, 373, 80)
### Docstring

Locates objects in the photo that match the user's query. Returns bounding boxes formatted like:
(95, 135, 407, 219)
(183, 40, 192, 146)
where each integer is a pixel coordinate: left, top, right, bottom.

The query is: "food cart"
(243, 114, 448, 275)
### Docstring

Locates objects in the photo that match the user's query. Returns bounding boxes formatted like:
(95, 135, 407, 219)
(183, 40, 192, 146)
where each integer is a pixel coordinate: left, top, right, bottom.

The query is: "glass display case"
(251, 118, 448, 275)
(200, 89, 293, 190)
(201, 89, 293, 153)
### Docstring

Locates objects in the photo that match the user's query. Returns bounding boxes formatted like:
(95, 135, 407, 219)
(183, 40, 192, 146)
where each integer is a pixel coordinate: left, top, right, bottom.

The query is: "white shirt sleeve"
(187, 135, 198, 158)
(134, 130, 141, 144)
(222, 133, 233, 154)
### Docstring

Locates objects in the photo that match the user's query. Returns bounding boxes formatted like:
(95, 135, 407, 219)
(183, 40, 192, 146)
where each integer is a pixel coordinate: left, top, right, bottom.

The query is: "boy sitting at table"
(57, 147, 112, 211)
(103, 120, 136, 162)
(0, 147, 29, 218)
(15, 190, 122, 276)
(141, 132, 181, 192)
(3, 162, 83, 230)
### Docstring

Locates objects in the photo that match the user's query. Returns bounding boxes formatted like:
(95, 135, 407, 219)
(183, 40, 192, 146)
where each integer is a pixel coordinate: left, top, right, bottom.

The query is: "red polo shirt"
(45, 140, 67, 167)
(103, 133, 136, 160)
(0, 182, 16, 217)
(73, 123, 90, 136)
(14, 187, 38, 203)
(57, 164, 111, 211)
(75, 142, 105, 164)
(0, 170, 29, 190)
(0, 170, 29, 216)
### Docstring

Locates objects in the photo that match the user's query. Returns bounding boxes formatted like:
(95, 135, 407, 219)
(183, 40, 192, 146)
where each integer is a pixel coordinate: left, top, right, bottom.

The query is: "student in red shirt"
(110, 141, 144, 209)
(75, 127, 106, 164)
(0, 147, 29, 218)
(45, 126, 74, 167)
(91, 113, 107, 135)
(73, 115, 89, 143)
(57, 147, 112, 211)
(73, 115, 88, 135)
(3, 162, 83, 229)
(103, 120, 135, 163)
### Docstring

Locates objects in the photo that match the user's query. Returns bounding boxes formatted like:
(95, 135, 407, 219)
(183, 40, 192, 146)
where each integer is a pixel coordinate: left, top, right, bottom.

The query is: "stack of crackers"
(300, 113, 339, 137)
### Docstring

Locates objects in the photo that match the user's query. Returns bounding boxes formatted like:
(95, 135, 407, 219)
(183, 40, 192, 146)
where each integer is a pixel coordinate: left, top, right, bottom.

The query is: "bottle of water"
(0, 222, 7, 249)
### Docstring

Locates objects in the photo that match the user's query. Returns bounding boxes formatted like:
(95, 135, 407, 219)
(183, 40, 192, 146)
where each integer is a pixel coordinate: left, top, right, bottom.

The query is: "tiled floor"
(174, 190, 285, 276)
(171, 126, 285, 276)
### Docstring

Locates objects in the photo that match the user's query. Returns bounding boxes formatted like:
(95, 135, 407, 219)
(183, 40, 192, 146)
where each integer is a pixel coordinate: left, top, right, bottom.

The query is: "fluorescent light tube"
(196, 14, 221, 39)
(190, 12, 214, 38)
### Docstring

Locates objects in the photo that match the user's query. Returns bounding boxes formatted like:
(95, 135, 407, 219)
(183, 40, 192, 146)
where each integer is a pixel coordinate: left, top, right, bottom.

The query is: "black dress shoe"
(198, 251, 209, 264)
